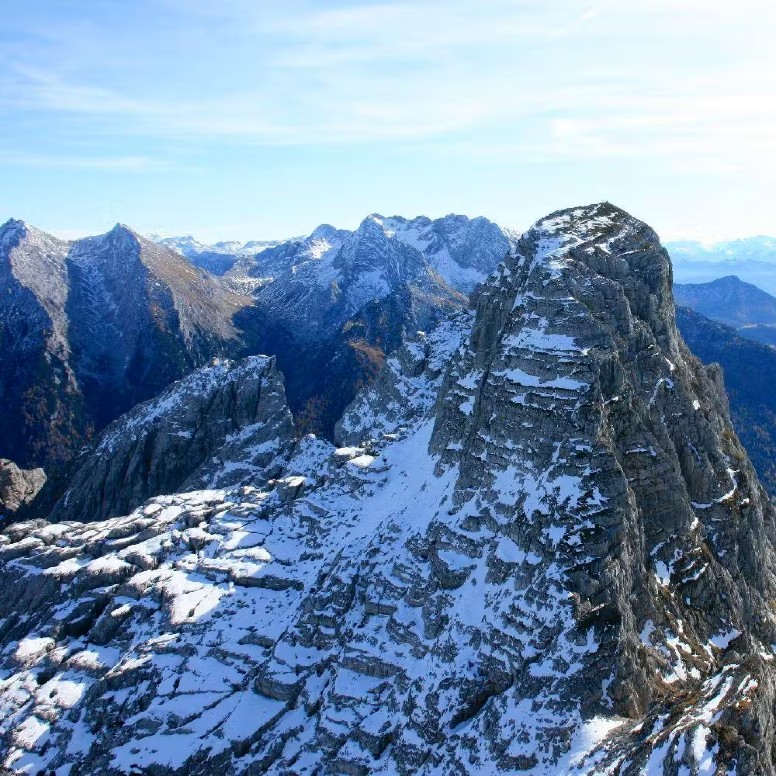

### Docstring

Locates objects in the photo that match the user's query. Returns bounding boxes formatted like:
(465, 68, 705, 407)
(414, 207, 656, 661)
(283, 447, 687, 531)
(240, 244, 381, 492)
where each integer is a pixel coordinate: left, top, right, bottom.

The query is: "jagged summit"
(506, 202, 677, 352)
(0, 217, 26, 233)
(3, 204, 776, 774)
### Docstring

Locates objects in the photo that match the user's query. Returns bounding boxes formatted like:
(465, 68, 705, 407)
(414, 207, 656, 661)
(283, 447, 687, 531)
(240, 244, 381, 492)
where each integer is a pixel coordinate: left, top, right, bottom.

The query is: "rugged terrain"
(238, 214, 513, 437)
(3, 204, 776, 774)
(0, 213, 512, 482)
(0, 219, 252, 473)
(677, 305, 776, 496)
(50, 356, 295, 524)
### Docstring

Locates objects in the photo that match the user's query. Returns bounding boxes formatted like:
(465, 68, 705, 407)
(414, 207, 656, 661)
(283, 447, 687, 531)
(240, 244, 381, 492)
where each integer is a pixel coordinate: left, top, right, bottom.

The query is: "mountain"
(223, 213, 515, 296)
(152, 235, 291, 276)
(50, 356, 295, 523)
(238, 213, 514, 437)
(4, 204, 776, 774)
(676, 305, 776, 495)
(674, 275, 776, 347)
(667, 236, 776, 295)
(0, 213, 513, 478)
(0, 219, 253, 473)
(674, 275, 776, 327)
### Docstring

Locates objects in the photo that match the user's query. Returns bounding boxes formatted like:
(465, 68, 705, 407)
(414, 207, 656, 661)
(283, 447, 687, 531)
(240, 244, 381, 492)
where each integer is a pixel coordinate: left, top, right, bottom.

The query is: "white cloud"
(1, 0, 775, 178)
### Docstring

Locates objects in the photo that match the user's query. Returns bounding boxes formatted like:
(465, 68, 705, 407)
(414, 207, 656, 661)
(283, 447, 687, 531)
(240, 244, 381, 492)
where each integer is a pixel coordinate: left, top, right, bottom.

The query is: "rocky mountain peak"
(307, 223, 341, 242)
(4, 205, 776, 774)
(0, 218, 27, 247)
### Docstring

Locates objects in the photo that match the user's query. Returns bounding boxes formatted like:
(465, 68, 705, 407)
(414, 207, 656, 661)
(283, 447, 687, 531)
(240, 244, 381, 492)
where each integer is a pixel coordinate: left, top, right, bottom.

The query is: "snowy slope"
(223, 213, 515, 296)
(3, 204, 776, 774)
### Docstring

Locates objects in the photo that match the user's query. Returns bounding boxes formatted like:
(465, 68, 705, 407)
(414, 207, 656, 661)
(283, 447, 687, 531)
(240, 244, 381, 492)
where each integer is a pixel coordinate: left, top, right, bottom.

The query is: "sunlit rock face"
(3, 204, 776, 775)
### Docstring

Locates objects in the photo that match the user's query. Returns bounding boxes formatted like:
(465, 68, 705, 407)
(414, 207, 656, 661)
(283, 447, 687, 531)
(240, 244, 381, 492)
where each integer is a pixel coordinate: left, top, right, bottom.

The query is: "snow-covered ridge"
(3, 204, 776, 774)
(203, 212, 517, 297)
(151, 234, 295, 259)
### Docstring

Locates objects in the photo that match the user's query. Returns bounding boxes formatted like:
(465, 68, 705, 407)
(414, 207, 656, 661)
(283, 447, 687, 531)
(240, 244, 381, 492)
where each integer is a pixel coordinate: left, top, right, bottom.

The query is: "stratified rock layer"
(2, 204, 776, 775)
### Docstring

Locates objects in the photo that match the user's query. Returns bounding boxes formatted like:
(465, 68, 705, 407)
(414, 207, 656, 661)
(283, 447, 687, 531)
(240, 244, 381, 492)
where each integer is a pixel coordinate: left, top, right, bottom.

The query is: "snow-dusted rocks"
(152, 234, 294, 277)
(50, 356, 295, 523)
(242, 214, 507, 438)
(3, 204, 776, 774)
(221, 213, 515, 298)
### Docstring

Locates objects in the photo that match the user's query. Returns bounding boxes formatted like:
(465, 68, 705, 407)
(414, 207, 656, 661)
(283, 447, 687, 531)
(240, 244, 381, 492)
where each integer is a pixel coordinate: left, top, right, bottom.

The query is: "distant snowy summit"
(152, 213, 519, 293)
(149, 234, 295, 276)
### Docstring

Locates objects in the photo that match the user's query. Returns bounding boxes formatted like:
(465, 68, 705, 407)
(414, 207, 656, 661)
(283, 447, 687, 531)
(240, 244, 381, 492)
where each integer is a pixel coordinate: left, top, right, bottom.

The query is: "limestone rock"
(0, 459, 46, 517)
(3, 204, 776, 775)
(49, 356, 295, 523)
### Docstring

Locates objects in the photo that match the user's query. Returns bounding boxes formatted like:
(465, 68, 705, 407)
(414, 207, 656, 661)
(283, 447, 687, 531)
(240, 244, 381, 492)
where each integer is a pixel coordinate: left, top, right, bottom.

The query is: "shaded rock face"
(3, 204, 776, 775)
(50, 356, 295, 523)
(0, 219, 253, 473)
(0, 221, 85, 469)
(283, 281, 465, 438)
(0, 460, 46, 517)
(677, 305, 776, 496)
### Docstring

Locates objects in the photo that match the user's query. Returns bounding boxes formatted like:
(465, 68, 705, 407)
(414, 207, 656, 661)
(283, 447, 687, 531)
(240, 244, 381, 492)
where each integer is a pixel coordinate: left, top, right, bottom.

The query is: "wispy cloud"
(2, 0, 776, 241)
(0, 151, 172, 172)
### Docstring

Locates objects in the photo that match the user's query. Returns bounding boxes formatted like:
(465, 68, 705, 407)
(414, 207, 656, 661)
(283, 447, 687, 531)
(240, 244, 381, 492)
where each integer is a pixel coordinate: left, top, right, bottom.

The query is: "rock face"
(50, 356, 295, 523)
(0, 460, 46, 518)
(3, 203, 776, 775)
(0, 219, 254, 473)
(677, 305, 776, 496)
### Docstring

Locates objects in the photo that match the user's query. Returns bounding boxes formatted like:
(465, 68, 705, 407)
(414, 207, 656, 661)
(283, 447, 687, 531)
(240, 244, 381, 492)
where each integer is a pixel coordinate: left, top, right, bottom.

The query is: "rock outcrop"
(49, 356, 295, 523)
(0, 460, 46, 518)
(677, 304, 776, 496)
(2, 204, 776, 775)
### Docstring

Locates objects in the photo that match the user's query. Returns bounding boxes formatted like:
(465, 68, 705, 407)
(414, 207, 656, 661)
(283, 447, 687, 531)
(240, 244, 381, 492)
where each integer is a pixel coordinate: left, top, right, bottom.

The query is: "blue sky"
(1, 0, 774, 242)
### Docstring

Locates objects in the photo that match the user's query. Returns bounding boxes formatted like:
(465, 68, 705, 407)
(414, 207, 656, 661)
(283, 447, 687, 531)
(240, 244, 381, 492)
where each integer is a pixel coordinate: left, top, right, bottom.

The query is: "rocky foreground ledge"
(2, 203, 776, 775)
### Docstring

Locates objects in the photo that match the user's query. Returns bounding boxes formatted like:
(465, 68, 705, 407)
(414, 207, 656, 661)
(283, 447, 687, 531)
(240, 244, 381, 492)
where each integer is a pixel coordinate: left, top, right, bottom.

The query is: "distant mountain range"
(674, 275, 776, 347)
(0, 212, 514, 486)
(227, 213, 516, 437)
(155, 213, 516, 438)
(151, 234, 296, 276)
(666, 236, 776, 295)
